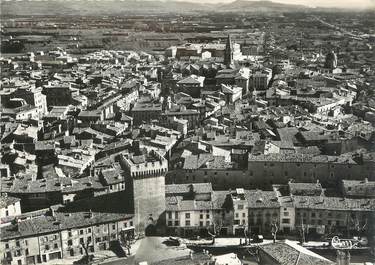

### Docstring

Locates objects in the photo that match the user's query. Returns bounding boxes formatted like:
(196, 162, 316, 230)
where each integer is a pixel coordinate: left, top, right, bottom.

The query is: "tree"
(271, 220, 279, 243)
(77, 238, 94, 265)
(209, 219, 223, 244)
(80, 238, 91, 258)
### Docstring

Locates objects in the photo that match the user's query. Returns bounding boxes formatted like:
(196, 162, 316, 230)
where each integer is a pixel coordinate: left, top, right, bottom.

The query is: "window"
(25, 249, 29, 255)
(80, 229, 84, 235)
(284, 212, 289, 216)
(16, 241, 20, 247)
(168, 221, 173, 226)
(25, 240, 28, 246)
(185, 220, 190, 226)
(54, 243, 58, 249)
(168, 212, 172, 219)
(112, 224, 116, 230)
(88, 228, 91, 233)
(242, 213, 246, 217)
(130, 221, 133, 226)
(45, 245, 50, 251)
(185, 213, 190, 219)
(68, 240, 73, 246)
(282, 219, 290, 224)
(174, 221, 179, 226)
(200, 221, 204, 227)
(200, 214, 203, 219)
(238, 205, 244, 210)
(206, 221, 210, 226)
(311, 212, 316, 218)
(235, 213, 239, 218)
(206, 214, 210, 219)
(79, 238, 84, 244)
(87, 236, 92, 243)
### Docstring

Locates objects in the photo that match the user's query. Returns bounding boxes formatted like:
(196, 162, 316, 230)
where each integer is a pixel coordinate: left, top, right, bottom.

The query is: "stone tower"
(324, 50, 338, 69)
(224, 35, 233, 67)
(120, 149, 167, 234)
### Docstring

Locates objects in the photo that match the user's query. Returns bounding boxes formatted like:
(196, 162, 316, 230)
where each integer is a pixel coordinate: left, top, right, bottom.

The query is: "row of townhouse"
(164, 183, 375, 238)
(0, 210, 134, 265)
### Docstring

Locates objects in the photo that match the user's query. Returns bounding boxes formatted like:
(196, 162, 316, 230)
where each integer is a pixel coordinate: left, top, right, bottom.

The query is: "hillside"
(0, 0, 213, 16)
(219, 0, 309, 12)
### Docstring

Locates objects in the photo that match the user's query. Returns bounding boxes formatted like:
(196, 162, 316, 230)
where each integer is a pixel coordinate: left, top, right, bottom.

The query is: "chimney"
(133, 140, 141, 155)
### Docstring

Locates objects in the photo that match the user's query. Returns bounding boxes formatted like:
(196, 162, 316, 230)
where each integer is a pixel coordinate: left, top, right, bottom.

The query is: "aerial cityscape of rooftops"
(0, 0, 374, 265)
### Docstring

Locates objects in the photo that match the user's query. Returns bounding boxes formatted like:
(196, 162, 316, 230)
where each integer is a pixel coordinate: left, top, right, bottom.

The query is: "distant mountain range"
(0, 0, 371, 16)
(220, 0, 308, 12)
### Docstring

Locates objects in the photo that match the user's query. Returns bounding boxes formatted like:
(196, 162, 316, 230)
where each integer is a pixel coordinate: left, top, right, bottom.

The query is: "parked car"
(252, 235, 264, 243)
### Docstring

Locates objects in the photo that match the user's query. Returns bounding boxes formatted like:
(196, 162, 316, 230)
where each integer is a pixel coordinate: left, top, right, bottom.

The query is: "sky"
(179, 0, 375, 9)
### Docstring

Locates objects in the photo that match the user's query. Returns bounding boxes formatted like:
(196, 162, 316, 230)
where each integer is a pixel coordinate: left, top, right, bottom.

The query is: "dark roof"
(165, 183, 212, 195)
(150, 253, 210, 265)
(166, 196, 213, 211)
(1, 211, 133, 240)
(259, 241, 334, 265)
(248, 153, 357, 164)
(2, 177, 105, 194)
(293, 196, 375, 211)
(245, 190, 280, 209)
(288, 182, 323, 196)
(0, 196, 21, 209)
